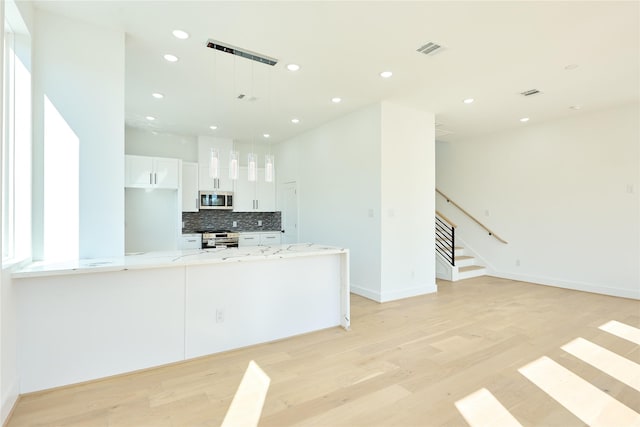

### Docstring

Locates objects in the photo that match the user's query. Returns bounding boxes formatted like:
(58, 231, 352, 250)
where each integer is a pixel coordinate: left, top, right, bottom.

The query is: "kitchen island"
(13, 244, 350, 393)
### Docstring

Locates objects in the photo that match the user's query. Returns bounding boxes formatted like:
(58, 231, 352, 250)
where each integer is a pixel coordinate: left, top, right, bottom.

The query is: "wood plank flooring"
(7, 276, 640, 426)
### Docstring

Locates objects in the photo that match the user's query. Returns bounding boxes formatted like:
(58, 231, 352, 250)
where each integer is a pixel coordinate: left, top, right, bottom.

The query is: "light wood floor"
(8, 276, 640, 426)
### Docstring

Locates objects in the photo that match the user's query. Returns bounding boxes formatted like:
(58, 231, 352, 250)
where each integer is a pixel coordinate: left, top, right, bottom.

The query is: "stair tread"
(455, 255, 474, 260)
(458, 265, 485, 272)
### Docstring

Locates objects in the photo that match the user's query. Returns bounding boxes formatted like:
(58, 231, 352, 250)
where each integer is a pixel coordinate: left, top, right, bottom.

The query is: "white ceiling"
(33, 1, 640, 144)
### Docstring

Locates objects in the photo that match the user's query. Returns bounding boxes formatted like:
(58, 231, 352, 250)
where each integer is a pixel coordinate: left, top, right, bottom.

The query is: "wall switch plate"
(182, 221, 185, 228)
(258, 220, 263, 226)
(216, 309, 224, 323)
(232, 221, 237, 227)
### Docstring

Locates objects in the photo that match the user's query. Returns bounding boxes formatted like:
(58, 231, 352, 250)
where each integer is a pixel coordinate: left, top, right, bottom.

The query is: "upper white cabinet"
(199, 167, 234, 192)
(234, 167, 276, 212)
(125, 155, 179, 189)
(198, 136, 234, 192)
(181, 162, 199, 212)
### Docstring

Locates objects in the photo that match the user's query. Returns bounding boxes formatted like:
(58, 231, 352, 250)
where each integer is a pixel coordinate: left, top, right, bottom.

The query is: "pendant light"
(265, 154, 274, 183)
(229, 150, 239, 180)
(247, 152, 257, 182)
(209, 148, 219, 179)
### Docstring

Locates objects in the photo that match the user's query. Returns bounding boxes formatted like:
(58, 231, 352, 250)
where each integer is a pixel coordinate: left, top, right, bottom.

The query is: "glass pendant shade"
(248, 153, 257, 182)
(229, 150, 239, 180)
(265, 154, 274, 183)
(209, 148, 219, 179)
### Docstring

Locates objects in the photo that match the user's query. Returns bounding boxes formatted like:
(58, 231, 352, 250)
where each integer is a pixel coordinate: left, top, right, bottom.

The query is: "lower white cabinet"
(260, 232, 281, 246)
(238, 231, 281, 247)
(180, 234, 202, 250)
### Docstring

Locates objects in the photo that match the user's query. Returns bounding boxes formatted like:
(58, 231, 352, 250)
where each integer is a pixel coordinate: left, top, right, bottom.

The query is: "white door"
(281, 182, 298, 244)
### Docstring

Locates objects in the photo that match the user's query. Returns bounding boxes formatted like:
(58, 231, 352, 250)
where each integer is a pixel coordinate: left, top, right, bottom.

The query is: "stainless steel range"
(200, 230, 239, 249)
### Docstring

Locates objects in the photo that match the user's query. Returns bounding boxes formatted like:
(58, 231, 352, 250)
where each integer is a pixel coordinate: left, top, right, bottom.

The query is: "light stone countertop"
(12, 243, 348, 279)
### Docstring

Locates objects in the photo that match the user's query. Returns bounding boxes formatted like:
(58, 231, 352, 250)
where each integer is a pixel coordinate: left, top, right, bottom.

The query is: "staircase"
(436, 240, 486, 281)
(435, 212, 486, 281)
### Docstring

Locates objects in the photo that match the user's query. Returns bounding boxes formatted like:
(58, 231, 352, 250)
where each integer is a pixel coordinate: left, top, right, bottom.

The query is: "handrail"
(435, 210, 457, 229)
(436, 188, 508, 244)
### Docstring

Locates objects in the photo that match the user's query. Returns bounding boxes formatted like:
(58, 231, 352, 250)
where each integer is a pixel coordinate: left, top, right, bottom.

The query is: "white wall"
(380, 102, 436, 301)
(275, 102, 437, 302)
(32, 9, 125, 260)
(275, 104, 383, 297)
(436, 103, 640, 298)
(125, 126, 197, 161)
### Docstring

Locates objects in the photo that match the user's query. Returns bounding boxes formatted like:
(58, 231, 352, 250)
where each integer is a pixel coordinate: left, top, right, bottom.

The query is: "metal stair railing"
(436, 211, 456, 266)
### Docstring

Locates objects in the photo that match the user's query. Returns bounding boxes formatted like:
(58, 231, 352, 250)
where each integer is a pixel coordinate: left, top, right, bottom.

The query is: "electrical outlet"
(216, 309, 224, 323)
(516, 259, 521, 267)
(258, 220, 263, 226)
(232, 221, 237, 227)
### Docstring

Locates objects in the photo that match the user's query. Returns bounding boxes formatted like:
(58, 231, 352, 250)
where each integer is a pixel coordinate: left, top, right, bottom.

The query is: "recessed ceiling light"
(331, 97, 342, 103)
(287, 64, 300, 72)
(163, 54, 178, 62)
(569, 105, 583, 110)
(564, 64, 578, 70)
(463, 98, 474, 104)
(263, 133, 270, 138)
(152, 93, 164, 99)
(291, 118, 300, 124)
(172, 29, 189, 40)
(145, 116, 156, 121)
(209, 125, 218, 130)
(520, 117, 530, 122)
(380, 71, 393, 78)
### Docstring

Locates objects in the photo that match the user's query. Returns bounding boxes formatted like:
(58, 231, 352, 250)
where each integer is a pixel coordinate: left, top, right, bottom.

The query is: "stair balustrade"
(436, 211, 456, 266)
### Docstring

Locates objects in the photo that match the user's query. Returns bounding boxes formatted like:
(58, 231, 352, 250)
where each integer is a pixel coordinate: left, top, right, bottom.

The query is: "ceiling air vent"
(520, 89, 541, 97)
(206, 39, 278, 66)
(417, 42, 444, 56)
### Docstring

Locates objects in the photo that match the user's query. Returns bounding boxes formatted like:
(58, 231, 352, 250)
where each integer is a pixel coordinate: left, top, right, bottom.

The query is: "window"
(2, 4, 31, 263)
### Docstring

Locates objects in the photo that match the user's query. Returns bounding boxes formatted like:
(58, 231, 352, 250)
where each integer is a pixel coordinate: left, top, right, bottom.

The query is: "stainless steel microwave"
(199, 191, 233, 210)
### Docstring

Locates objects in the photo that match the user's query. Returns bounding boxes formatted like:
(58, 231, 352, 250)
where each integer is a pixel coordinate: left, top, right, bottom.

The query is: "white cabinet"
(238, 233, 260, 247)
(181, 162, 199, 212)
(125, 155, 179, 189)
(199, 167, 234, 192)
(260, 232, 281, 246)
(198, 136, 234, 191)
(234, 167, 276, 212)
(238, 232, 281, 247)
(180, 233, 202, 250)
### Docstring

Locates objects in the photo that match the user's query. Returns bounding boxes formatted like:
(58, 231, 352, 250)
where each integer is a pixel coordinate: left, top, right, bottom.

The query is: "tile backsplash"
(182, 211, 281, 233)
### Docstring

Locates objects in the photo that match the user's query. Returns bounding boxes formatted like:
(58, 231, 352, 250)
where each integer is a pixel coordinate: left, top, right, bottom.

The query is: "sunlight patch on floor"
(599, 320, 640, 345)
(455, 388, 523, 427)
(518, 356, 640, 427)
(561, 337, 640, 392)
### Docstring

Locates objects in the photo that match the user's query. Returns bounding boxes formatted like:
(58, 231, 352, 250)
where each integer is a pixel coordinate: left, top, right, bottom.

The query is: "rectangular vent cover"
(206, 39, 278, 66)
(417, 42, 444, 56)
(520, 89, 541, 96)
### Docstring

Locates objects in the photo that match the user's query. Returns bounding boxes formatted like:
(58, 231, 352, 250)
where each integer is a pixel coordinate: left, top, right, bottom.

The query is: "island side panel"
(185, 254, 342, 359)
(17, 267, 186, 393)
(341, 251, 351, 329)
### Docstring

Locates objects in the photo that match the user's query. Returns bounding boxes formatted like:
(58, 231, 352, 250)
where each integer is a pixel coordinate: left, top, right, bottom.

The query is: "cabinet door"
(153, 158, 180, 189)
(256, 169, 276, 212)
(259, 232, 281, 246)
(234, 167, 257, 211)
(181, 162, 199, 212)
(125, 155, 154, 188)
(238, 233, 260, 247)
(199, 166, 234, 192)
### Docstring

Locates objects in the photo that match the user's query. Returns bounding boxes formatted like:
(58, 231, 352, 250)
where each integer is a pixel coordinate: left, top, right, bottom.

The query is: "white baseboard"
(351, 283, 437, 303)
(379, 283, 438, 303)
(1, 379, 20, 425)
(490, 272, 640, 300)
(350, 284, 382, 302)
